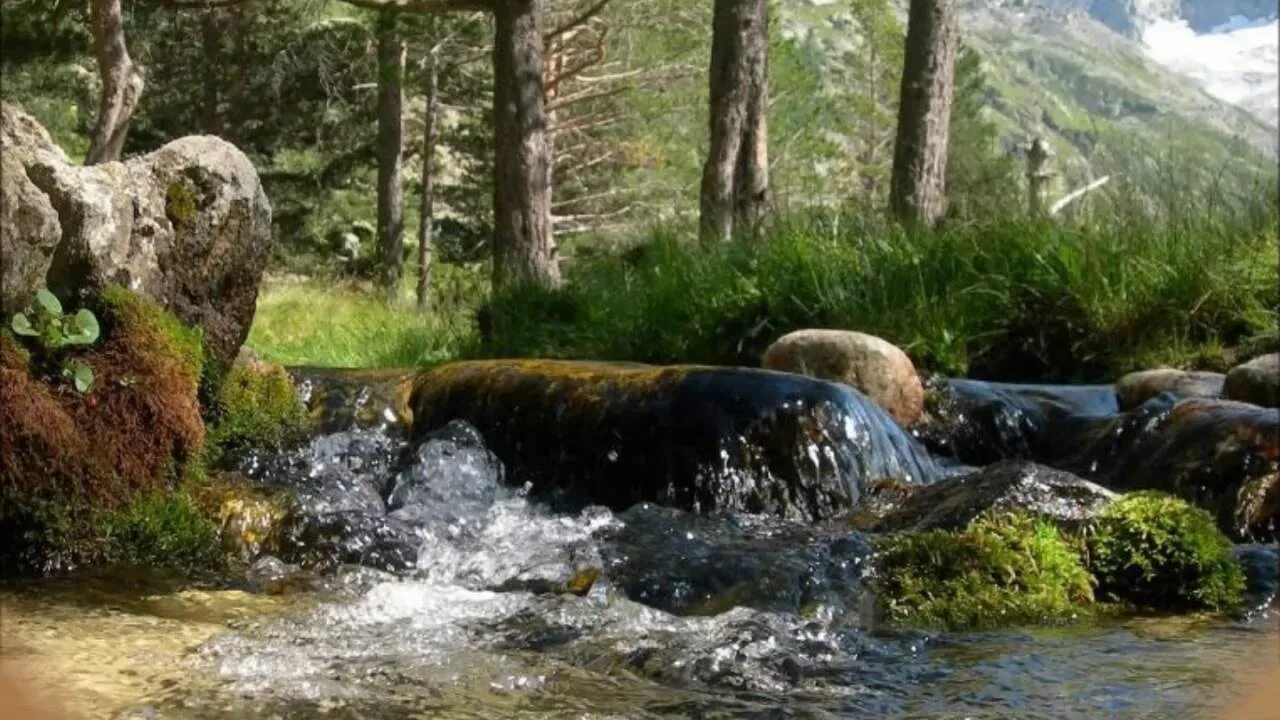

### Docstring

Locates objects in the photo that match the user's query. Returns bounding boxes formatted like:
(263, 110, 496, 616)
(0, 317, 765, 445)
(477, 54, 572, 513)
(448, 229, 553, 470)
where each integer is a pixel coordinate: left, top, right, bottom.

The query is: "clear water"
(3, 427, 1276, 719)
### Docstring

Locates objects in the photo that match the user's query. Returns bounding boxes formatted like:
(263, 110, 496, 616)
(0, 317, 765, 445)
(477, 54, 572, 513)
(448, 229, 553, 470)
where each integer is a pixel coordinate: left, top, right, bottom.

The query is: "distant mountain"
(780, 0, 1276, 187)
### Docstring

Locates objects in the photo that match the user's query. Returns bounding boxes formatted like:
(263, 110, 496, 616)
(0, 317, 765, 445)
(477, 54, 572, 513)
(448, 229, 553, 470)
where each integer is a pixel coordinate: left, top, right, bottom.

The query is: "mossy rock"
(872, 513, 1095, 631)
(0, 286, 210, 575)
(206, 362, 307, 462)
(1087, 492, 1246, 611)
(95, 490, 223, 572)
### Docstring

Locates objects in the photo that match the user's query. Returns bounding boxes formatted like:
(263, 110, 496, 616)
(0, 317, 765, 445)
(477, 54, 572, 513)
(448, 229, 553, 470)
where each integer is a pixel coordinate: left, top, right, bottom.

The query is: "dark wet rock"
(244, 556, 317, 595)
(762, 329, 925, 426)
(1115, 369, 1224, 410)
(387, 420, 504, 515)
(1224, 354, 1279, 408)
(1045, 397, 1280, 540)
(239, 429, 402, 503)
(1232, 544, 1278, 609)
(277, 511, 420, 573)
(409, 360, 943, 521)
(288, 367, 415, 434)
(871, 460, 1116, 533)
(600, 504, 873, 616)
(913, 378, 1118, 465)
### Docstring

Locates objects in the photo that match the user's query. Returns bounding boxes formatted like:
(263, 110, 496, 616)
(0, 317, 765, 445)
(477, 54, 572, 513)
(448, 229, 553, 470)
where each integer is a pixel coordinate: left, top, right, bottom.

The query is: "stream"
(2, 372, 1277, 719)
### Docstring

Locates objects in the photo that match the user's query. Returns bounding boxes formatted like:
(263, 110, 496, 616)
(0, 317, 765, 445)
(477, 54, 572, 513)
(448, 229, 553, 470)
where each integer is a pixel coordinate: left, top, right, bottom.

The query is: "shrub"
(1087, 492, 1246, 611)
(207, 362, 307, 461)
(872, 513, 1095, 630)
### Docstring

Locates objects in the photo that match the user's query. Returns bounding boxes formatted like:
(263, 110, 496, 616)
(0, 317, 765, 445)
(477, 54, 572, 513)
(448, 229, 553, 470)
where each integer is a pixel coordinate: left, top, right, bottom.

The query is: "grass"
(248, 179, 1278, 381)
(246, 266, 482, 368)
(481, 188, 1278, 381)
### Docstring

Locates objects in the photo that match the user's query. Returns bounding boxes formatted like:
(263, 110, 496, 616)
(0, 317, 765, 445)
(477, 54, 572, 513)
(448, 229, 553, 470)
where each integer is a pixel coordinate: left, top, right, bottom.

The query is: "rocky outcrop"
(1, 102, 271, 367)
(762, 330, 925, 426)
(1224, 353, 1279, 408)
(0, 103, 68, 316)
(1115, 368, 1224, 409)
(870, 460, 1117, 533)
(409, 360, 943, 521)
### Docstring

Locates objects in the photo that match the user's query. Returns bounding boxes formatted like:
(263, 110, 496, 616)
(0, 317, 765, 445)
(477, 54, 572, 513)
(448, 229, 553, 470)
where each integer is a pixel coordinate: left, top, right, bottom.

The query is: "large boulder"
(2, 102, 271, 367)
(409, 360, 943, 521)
(870, 460, 1117, 533)
(1224, 353, 1279, 408)
(762, 330, 925, 426)
(1115, 368, 1224, 410)
(0, 103, 67, 315)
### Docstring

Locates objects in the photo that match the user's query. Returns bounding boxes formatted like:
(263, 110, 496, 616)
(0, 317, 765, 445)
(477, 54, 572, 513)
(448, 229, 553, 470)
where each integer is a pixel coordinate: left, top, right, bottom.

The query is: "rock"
(913, 378, 1118, 465)
(387, 420, 504, 515)
(3, 103, 271, 367)
(871, 460, 1117, 533)
(0, 155, 62, 316)
(762, 329, 925, 426)
(1224, 353, 1279, 408)
(1232, 544, 1279, 609)
(409, 360, 943, 521)
(1044, 397, 1280, 541)
(1115, 368, 1224, 410)
(276, 511, 421, 573)
(289, 367, 416, 434)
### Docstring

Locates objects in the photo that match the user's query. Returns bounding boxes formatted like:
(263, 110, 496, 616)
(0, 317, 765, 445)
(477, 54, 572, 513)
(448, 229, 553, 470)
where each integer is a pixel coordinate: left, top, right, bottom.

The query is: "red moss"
(0, 292, 205, 515)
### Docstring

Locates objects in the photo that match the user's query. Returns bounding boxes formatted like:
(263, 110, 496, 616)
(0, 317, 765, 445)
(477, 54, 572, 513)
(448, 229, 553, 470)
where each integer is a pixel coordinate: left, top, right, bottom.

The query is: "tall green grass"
(247, 267, 482, 368)
(482, 190, 1278, 381)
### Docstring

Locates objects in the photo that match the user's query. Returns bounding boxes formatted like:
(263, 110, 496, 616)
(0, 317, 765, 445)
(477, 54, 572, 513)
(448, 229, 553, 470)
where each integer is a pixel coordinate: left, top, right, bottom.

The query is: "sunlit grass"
(247, 266, 484, 368)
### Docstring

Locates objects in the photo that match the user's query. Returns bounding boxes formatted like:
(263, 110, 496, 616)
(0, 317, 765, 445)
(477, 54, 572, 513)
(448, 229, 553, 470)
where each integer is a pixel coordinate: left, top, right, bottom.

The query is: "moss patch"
(1087, 492, 1245, 611)
(165, 181, 199, 228)
(0, 287, 210, 575)
(873, 513, 1095, 631)
(96, 490, 222, 572)
(207, 363, 307, 462)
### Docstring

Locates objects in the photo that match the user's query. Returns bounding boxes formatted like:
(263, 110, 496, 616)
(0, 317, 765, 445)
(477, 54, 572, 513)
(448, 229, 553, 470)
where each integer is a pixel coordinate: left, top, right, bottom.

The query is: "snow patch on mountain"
(1142, 14, 1279, 127)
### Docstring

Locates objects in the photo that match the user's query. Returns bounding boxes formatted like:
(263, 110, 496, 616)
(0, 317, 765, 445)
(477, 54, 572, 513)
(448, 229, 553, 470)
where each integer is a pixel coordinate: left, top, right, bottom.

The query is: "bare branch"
(545, 0, 611, 43)
(338, 0, 494, 15)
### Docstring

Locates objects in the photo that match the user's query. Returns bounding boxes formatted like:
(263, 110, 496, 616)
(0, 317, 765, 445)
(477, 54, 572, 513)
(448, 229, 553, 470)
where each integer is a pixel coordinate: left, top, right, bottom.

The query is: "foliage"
(96, 490, 223, 572)
(872, 513, 1095, 631)
(1086, 492, 1246, 611)
(10, 289, 101, 392)
(481, 187, 1278, 381)
(207, 363, 307, 461)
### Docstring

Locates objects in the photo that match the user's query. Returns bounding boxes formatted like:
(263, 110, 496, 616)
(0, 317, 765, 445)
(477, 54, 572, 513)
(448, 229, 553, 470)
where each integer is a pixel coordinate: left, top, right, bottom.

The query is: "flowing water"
(3, 423, 1276, 720)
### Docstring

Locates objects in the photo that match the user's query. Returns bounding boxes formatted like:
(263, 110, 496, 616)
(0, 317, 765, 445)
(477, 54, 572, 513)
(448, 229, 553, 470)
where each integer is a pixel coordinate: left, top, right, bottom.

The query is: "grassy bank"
(249, 192, 1278, 380)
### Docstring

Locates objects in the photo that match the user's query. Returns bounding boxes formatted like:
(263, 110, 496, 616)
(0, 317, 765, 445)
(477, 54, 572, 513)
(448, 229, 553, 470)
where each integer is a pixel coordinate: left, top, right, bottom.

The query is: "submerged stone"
(870, 460, 1116, 533)
(387, 420, 504, 516)
(409, 360, 942, 521)
(289, 367, 416, 434)
(1232, 543, 1279, 610)
(1115, 368, 1225, 410)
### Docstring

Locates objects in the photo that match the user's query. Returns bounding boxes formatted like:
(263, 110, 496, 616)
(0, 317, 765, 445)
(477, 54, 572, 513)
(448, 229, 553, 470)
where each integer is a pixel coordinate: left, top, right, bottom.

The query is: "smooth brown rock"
(762, 329, 925, 426)
(1224, 353, 1279, 408)
(1115, 368, 1224, 410)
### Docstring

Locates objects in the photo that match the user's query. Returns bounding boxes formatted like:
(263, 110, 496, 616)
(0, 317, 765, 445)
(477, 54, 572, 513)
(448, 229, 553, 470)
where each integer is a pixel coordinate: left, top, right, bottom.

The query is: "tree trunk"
(200, 9, 224, 136)
(416, 41, 440, 310)
(699, 0, 769, 244)
(890, 0, 959, 226)
(85, 0, 143, 165)
(492, 0, 560, 289)
(376, 12, 407, 301)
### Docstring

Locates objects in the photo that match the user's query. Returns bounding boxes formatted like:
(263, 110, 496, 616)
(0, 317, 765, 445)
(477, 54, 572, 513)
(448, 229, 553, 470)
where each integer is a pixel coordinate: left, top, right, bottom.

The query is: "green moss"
(207, 363, 306, 461)
(96, 490, 223, 572)
(873, 513, 1095, 631)
(165, 181, 199, 227)
(1087, 492, 1246, 611)
(100, 285, 205, 384)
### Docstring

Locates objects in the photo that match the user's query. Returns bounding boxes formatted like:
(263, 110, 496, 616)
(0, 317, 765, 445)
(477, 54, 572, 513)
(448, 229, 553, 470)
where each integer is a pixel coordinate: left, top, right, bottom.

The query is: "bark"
(376, 12, 407, 300)
(200, 9, 224, 136)
(85, 0, 144, 165)
(492, 0, 560, 289)
(699, 0, 769, 244)
(416, 41, 440, 310)
(890, 0, 959, 226)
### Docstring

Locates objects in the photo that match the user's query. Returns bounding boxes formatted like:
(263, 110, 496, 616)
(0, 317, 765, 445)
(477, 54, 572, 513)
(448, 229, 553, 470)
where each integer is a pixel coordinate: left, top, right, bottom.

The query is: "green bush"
(1087, 492, 1245, 611)
(207, 363, 307, 461)
(872, 513, 1095, 630)
(97, 491, 223, 572)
